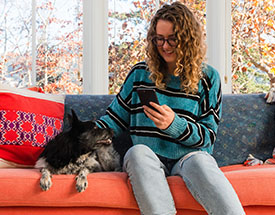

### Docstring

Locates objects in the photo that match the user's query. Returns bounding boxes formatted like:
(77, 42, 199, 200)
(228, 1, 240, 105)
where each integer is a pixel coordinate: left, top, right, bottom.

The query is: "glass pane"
(108, 0, 155, 94)
(36, 0, 83, 94)
(177, 0, 206, 29)
(0, 0, 83, 94)
(108, 0, 206, 94)
(232, 0, 275, 94)
(0, 0, 32, 87)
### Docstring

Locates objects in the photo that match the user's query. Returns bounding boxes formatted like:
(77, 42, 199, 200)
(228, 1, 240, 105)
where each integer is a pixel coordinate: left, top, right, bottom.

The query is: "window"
(108, 0, 206, 94)
(0, 0, 83, 94)
(1, 0, 274, 95)
(0, 1, 32, 87)
(231, 0, 275, 94)
(108, 0, 275, 95)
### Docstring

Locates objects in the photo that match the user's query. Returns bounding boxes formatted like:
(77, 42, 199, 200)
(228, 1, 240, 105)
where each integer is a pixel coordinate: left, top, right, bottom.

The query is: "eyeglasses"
(152, 36, 178, 48)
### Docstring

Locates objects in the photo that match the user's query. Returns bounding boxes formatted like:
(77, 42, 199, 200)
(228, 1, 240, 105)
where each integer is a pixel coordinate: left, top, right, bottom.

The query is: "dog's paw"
(40, 168, 52, 191)
(40, 177, 52, 191)
(75, 174, 88, 192)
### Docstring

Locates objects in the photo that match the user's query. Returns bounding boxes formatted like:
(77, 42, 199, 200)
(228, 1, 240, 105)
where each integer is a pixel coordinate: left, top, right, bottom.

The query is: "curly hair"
(146, 1, 206, 94)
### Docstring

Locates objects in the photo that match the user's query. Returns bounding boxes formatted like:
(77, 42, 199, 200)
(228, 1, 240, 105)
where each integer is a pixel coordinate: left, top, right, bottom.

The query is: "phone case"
(137, 88, 159, 112)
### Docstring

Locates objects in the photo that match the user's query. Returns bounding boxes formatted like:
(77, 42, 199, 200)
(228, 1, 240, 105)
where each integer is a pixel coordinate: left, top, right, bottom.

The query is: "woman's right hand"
(143, 102, 175, 130)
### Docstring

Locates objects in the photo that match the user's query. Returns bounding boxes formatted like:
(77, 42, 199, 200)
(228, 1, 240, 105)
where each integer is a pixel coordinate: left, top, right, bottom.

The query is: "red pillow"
(0, 84, 65, 166)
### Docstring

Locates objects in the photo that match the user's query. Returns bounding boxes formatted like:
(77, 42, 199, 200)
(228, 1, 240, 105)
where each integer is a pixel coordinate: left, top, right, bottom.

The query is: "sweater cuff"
(162, 114, 187, 138)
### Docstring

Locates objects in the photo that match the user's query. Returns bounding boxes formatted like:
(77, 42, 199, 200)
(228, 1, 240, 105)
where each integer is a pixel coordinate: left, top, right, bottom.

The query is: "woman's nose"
(163, 40, 171, 48)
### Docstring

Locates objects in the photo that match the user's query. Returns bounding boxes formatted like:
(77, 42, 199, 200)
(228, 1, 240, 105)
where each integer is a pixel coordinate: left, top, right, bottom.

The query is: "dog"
(35, 109, 121, 192)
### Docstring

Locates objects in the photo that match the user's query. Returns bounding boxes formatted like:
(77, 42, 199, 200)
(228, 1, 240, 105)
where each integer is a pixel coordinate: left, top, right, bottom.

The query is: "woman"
(97, 2, 245, 215)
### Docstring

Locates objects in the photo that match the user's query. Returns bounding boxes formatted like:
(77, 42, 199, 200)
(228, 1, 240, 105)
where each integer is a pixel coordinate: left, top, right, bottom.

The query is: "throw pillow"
(0, 84, 65, 166)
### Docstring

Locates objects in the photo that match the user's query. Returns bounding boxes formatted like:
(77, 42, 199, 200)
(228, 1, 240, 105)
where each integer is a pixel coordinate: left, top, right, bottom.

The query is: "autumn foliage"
(0, 0, 83, 94)
(108, 0, 206, 94)
(0, 0, 274, 94)
(231, 0, 275, 93)
(109, 0, 274, 94)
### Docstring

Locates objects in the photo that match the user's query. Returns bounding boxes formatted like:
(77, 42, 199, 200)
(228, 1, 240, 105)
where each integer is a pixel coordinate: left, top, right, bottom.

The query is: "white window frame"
(26, 0, 231, 94)
(83, 0, 109, 94)
(83, 0, 232, 95)
(206, 0, 232, 94)
(18, 0, 232, 94)
(31, 0, 37, 86)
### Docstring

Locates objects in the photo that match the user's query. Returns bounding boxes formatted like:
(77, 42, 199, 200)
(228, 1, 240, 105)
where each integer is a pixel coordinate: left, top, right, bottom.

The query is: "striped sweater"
(96, 62, 222, 160)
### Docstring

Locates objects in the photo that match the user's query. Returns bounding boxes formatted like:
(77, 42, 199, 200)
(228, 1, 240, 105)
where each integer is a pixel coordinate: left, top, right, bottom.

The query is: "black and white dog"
(35, 110, 121, 192)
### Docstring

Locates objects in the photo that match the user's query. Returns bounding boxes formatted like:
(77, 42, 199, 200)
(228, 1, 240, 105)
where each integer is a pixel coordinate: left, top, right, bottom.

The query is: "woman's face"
(155, 19, 177, 72)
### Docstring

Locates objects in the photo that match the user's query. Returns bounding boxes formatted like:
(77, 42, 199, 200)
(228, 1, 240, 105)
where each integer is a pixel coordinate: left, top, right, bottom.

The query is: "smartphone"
(137, 88, 160, 112)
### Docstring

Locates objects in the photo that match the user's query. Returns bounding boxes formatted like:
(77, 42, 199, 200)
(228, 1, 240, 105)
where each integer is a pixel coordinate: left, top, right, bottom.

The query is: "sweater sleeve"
(163, 66, 222, 149)
(96, 67, 136, 137)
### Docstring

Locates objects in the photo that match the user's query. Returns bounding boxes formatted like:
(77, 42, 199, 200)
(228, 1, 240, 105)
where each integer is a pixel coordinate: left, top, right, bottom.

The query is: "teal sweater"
(96, 62, 222, 160)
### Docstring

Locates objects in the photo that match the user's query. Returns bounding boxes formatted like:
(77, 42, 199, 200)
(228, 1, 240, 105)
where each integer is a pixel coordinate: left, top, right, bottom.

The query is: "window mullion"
(31, 0, 36, 86)
(206, 0, 232, 94)
(83, 0, 108, 94)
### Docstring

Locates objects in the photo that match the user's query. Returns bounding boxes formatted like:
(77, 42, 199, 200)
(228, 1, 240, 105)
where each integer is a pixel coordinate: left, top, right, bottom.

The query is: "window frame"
(206, 0, 232, 94)
(84, 0, 232, 94)
(31, 0, 37, 86)
(83, 0, 109, 94)
(28, 0, 231, 94)
(29, 0, 85, 91)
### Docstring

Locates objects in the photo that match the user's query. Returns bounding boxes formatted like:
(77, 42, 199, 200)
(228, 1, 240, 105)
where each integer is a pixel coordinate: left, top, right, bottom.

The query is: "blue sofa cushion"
(64, 94, 275, 167)
(213, 94, 275, 166)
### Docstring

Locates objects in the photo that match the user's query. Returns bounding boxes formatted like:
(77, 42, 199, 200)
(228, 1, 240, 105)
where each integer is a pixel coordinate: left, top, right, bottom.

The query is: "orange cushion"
(171, 164, 275, 209)
(0, 169, 138, 209)
(0, 165, 275, 211)
(221, 164, 275, 206)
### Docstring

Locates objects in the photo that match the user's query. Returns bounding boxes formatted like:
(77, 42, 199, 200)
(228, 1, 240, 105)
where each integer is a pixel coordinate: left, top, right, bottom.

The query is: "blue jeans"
(123, 144, 245, 215)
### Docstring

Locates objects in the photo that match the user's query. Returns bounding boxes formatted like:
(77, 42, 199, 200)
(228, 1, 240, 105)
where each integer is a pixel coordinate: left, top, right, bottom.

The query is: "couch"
(0, 93, 274, 215)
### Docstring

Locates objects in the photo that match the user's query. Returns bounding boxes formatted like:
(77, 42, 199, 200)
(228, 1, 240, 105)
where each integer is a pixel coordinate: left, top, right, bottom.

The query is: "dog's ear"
(68, 109, 79, 127)
(67, 113, 73, 126)
(71, 109, 81, 127)
(71, 109, 79, 121)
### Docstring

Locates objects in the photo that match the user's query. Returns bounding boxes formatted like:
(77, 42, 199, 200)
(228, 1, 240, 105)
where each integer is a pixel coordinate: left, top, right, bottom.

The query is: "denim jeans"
(123, 144, 245, 215)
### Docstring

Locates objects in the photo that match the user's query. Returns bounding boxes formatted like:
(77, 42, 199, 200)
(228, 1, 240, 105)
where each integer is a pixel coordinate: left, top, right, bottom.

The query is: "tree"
(109, 0, 275, 94)
(0, 0, 33, 86)
(35, 0, 83, 94)
(1, 0, 274, 95)
(231, 0, 275, 94)
(0, 0, 83, 94)
(108, 0, 205, 94)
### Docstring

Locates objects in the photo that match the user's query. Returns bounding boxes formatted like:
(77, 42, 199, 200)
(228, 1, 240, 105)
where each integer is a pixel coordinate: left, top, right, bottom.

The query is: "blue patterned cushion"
(64, 93, 275, 167)
(213, 94, 275, 166)
(64, 95, 115, 129)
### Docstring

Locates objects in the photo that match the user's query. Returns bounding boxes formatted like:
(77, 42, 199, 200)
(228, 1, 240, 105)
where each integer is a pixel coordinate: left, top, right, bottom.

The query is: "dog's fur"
(35, 110, 121, 192)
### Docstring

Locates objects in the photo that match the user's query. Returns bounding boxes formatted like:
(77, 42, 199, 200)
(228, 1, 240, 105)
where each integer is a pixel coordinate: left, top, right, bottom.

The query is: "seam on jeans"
(127, 169, 175, 215)
(180, 152, 216, 214)
(182, 175, 213, 215)
(130, 181, 176, 215)
(128, 179, 145, 215)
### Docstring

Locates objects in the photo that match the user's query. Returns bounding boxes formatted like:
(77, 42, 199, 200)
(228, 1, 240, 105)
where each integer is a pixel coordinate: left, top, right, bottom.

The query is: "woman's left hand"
(143, 102, 175, 130)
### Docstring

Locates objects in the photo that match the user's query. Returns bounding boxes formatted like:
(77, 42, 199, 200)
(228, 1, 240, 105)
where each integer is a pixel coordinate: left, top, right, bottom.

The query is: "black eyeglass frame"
(152, 36, 179, 48)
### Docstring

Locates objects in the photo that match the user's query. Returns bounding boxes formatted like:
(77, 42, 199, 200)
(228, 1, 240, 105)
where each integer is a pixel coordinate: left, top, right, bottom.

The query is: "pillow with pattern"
(0, 84, 65, 166)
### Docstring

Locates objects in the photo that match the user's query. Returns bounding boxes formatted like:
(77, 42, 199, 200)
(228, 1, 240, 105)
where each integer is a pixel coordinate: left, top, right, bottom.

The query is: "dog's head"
(39, 109, 114, 169)
(68, 109, 114, 153)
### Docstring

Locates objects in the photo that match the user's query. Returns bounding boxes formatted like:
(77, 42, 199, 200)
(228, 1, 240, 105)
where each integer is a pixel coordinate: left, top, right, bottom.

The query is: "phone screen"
(137, 88, 159, 112)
